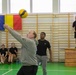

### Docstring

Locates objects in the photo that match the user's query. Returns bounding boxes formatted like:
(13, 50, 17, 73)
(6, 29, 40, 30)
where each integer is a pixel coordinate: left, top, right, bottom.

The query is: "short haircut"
(1, 44, 5, 46)
(40, 32, 46, 36)
(11, 43, 15, 44)
(33, 31, 37, 38)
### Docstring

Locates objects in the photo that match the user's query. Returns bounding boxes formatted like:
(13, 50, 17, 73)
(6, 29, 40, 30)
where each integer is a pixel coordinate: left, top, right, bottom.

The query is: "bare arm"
(49, 48, 52, 62)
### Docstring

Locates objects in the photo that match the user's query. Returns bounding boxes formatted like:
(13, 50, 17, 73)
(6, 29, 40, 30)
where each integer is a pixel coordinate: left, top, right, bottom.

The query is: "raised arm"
(4, 24, 34, 49)
(4, 24, 23, 44)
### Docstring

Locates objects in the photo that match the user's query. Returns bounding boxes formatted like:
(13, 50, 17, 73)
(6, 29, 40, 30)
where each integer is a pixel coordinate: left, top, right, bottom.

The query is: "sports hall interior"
(0, 0, 76, 75)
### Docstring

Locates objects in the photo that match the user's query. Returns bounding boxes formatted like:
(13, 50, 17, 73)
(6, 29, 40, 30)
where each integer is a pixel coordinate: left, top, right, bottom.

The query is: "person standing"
(4, 24, 38, 75)
(72, 16, 76, 48)
(72, 16, 76, 38)
(37, 32, 52, 75)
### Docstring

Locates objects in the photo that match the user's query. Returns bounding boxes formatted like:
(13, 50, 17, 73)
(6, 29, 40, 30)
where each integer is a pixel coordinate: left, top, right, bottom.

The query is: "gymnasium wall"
(0, 13, 75, 62)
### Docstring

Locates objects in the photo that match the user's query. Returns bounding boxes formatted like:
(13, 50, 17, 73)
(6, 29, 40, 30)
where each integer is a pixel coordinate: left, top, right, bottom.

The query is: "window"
(10, 0, 30, 13)
(32, 0, 52, 13)
(0, 0, 2, 13)
(60, 0, 76, 12)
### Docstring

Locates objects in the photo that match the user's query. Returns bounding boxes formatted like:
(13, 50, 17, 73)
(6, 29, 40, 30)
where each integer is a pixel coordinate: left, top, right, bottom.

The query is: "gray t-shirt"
(9, 29, 38, 66)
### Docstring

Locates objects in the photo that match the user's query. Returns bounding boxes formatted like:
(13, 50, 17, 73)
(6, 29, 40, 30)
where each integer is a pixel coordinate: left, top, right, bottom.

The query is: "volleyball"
(19, 9, 28, 18)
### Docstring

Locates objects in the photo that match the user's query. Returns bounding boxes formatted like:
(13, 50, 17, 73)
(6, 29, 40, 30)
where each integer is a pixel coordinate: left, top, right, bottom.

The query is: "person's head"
(1, 44, 5, 49)
(11, 43, 15, 47)
(27, 30, 37, 39)
(40, 32, 46, 39)
(75, 16, 76, 20)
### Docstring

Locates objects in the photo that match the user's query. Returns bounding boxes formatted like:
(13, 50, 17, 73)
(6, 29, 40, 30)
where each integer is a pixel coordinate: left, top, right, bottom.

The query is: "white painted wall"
(2, 0, 59, 14)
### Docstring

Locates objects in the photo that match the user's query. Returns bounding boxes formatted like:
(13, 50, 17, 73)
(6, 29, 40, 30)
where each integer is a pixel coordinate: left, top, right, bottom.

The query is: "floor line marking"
(2, 69, 12, 75)
(0, 69, 18, 70)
